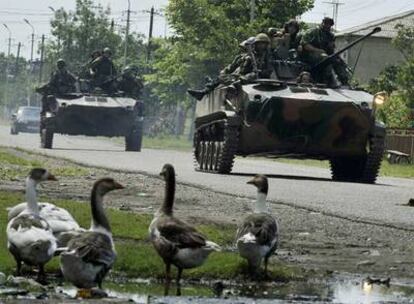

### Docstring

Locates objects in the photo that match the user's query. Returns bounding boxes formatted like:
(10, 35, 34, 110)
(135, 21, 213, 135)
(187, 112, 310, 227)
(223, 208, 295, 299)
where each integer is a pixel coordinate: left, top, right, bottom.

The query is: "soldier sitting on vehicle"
(48, 59, 77, 95)
(237, 33, 273, 81)
(301, 17, 350, 87)
(268, 19, 302, 59)
(117, 66, 144, 99)
(89, 47, 117, 93)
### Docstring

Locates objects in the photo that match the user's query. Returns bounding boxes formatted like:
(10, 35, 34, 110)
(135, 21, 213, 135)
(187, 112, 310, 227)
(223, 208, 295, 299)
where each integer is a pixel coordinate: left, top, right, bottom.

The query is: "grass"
(0, 148, 89, 180)
(143, 135, 192, 151)
(0, 191, 299, 282)
(275, 158, 414, 179)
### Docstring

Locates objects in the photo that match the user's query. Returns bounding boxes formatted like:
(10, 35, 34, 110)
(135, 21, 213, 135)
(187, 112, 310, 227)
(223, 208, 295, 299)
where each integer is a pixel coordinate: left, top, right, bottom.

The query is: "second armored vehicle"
(192, 27, 386, 184)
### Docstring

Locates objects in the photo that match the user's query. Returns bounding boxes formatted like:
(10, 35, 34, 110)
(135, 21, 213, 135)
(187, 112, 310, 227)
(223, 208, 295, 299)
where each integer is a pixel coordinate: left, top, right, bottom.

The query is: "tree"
(45, 0, 146, 76)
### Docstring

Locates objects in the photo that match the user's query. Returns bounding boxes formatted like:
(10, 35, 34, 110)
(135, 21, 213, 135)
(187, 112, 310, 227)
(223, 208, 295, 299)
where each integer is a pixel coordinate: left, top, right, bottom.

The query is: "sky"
(0, 0, 413, 60)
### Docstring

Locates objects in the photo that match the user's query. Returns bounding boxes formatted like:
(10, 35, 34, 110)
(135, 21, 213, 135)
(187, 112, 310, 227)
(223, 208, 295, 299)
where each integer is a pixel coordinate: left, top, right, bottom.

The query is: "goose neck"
(25, 177, 39, 214)
(91, 188, 111, 232)
(254, 191, 269, 214)
(161, 173, 175, 215)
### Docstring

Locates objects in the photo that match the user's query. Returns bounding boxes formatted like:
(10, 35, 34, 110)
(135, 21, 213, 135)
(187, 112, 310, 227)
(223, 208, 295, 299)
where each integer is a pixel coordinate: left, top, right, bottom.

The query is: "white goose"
(60, 178, 124, 295)
(6, 168, 58, 283)
(149, 164, 221, 296)
(8, 199, 80, 246)
(235, 175, 279, 278)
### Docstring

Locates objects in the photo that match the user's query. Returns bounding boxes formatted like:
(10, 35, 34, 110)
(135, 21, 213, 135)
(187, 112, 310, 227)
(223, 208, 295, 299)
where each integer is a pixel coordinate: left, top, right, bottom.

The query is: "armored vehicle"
(40, 94, 144, 151)
(192, 27, 386, 183)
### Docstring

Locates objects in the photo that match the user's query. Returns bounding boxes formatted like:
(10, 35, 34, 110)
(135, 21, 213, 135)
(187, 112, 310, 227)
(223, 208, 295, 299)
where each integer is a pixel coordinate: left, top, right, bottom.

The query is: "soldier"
(90, 47, 117, 92)
(48, 59, 77, 95)
(301, 17, 350, 87)
(237, 33, 273, 81)
(269, 19, 302, 59)
(117, 66, 144, 98)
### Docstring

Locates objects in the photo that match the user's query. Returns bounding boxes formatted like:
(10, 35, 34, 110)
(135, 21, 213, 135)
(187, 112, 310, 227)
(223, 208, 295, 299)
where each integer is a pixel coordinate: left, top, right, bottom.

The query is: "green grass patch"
(143, 135, 192, 151)
(0, 191, 299, 282)
(274, 158, 414, 179)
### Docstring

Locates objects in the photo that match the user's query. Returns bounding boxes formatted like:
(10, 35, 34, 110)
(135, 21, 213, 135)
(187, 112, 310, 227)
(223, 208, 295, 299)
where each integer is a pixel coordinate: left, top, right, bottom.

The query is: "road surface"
(1, 125, 413, 230)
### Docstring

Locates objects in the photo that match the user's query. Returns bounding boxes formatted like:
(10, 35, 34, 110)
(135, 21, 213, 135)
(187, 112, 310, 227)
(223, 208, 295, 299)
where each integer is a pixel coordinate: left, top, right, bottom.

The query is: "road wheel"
(125, 125, 143, 152)
(10, 126, 18, 135)
(193, 120, 239, 174)
(330, 133, 385, 184)
(40, 128, 53, 149)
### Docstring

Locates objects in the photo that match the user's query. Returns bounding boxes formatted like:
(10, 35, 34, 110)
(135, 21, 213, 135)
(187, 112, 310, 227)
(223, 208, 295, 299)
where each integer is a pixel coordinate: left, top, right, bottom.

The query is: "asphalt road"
(1, 125, 413, 230)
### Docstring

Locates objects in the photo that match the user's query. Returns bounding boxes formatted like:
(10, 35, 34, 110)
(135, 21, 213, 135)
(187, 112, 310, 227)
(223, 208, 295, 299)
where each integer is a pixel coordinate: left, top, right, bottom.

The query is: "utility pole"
(250, 0, 256, 23)
(23, 19, 35, 62)
(39, 35, 45, 83)
(147, 6, 154, 62)
(124, 0, 131, 68)
(3, 24, 12, 109)
(324, 0, 344, 30)
(15, 42, 21, 75)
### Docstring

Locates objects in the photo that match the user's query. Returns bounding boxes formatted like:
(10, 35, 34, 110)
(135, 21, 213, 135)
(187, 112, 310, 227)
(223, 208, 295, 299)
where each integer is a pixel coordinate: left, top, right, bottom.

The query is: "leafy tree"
(45, 0, 146, 76)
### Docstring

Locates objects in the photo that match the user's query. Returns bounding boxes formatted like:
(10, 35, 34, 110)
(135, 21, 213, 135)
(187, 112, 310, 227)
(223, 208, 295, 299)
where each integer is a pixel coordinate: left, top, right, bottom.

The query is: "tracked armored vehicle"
(40, 93, 144, 151)
(192, 27, 386, 183)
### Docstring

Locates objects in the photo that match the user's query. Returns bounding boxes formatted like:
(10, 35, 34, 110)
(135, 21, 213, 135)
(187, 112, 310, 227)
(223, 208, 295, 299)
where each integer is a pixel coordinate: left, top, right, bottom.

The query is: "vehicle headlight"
(373, 92, 387, 106)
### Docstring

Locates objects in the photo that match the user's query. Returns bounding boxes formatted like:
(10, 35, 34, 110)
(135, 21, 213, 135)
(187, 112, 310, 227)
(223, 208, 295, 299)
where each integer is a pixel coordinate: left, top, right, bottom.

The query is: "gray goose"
(59, 178, 124, 296)
(149, 164, 221, 296)
(6, 168, 58, 283)
(235, 175, 279, 278)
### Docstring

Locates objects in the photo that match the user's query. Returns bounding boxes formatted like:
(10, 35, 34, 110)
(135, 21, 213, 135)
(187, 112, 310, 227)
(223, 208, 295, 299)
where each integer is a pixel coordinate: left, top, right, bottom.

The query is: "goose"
(149, 164, 221, 296)
(235, 175, 279, 278)
(8, 201, 80, 246)
(6, 168, 58, 283)
(59, 178, 124, 295)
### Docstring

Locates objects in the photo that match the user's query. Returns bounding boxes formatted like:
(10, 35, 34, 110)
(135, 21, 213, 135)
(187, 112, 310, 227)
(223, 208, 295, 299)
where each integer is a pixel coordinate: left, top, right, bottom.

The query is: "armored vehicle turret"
(192, 27, 386, 184)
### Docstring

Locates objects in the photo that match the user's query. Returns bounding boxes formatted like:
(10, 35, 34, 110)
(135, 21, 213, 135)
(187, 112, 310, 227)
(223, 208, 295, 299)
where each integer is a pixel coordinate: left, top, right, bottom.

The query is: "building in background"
(336, 10, 414, 84)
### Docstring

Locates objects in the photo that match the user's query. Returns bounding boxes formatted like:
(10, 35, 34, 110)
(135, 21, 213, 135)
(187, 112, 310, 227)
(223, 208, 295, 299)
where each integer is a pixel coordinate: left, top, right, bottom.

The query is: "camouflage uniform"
(301, 24, 349, 86)
(237, 33, 273, 81)
(90, 48, 117, 92)
(117, 70, 144, 99)
(48, 69, 76, 95)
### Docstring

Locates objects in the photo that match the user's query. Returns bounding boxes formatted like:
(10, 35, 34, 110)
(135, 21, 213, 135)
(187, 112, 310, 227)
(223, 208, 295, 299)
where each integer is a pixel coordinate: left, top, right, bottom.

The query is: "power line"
(323, 0, 344, 29)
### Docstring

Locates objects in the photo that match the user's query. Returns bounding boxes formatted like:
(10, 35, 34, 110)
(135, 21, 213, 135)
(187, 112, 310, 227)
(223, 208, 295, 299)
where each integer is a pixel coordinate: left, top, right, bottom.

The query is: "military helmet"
(322, 17, 334, 26)
(103, 47, 112, 54)
(239, 36, 255, 48)
(57, 58, 65, 67)
(267, 27, 279, 36)
(255, 33, 270, 44)
(284, 19, 300, 31)
(123, 65, 137, 74)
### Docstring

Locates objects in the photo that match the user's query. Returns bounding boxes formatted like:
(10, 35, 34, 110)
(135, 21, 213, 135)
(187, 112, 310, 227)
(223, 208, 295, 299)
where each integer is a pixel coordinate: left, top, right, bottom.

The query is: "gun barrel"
(311, 26, 381, 71)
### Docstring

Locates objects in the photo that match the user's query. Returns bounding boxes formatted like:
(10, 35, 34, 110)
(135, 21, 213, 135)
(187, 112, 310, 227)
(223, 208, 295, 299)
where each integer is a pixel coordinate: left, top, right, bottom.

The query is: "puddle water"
(55, 275, 414, 303)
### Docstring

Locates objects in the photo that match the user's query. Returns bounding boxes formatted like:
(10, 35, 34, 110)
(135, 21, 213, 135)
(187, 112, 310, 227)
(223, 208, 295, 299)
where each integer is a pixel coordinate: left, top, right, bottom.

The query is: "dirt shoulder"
(1, 147, 414, 281)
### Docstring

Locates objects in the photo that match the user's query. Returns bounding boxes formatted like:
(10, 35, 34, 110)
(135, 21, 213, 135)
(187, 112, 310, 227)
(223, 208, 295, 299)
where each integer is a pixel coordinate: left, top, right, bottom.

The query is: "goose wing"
(157, 217, 206, 248)
(236, 213, 278, 247)
(67, 231, 116, 267)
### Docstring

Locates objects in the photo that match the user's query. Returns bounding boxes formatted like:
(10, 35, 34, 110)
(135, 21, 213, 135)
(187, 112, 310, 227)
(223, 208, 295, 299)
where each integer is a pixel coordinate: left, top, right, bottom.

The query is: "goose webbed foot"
(176, 267, 183, 296)
(164, 263, 171, 296)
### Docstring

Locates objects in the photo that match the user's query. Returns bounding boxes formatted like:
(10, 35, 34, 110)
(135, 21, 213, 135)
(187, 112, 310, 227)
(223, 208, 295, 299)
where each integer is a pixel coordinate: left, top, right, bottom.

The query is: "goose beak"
(247, 179, 255, 185)
(47, 173, 58, 181)
(113, 182, 125, 189)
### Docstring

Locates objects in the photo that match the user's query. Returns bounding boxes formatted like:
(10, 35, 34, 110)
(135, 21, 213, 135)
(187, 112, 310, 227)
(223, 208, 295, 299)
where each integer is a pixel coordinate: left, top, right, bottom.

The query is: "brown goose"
(149, 164, 221, 296)
(235, 175, 279, 278)
(59, 178, 124, 296)
(6, 168, 57, 283)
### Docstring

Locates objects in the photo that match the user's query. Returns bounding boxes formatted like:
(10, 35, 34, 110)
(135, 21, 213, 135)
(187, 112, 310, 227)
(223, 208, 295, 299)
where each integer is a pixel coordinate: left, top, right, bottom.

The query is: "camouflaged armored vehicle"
(40, 93, 144, 151)
(192, 27, 386, 184)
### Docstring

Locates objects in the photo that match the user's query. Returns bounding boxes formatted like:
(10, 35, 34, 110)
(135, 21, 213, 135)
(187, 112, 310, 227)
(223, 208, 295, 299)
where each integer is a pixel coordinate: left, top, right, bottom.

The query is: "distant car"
(10, 106, 41, 135)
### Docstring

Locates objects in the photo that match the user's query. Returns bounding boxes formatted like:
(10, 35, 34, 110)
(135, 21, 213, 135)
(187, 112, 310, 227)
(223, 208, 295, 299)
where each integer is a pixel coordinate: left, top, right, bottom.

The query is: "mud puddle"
(46, 275, 414, 303)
